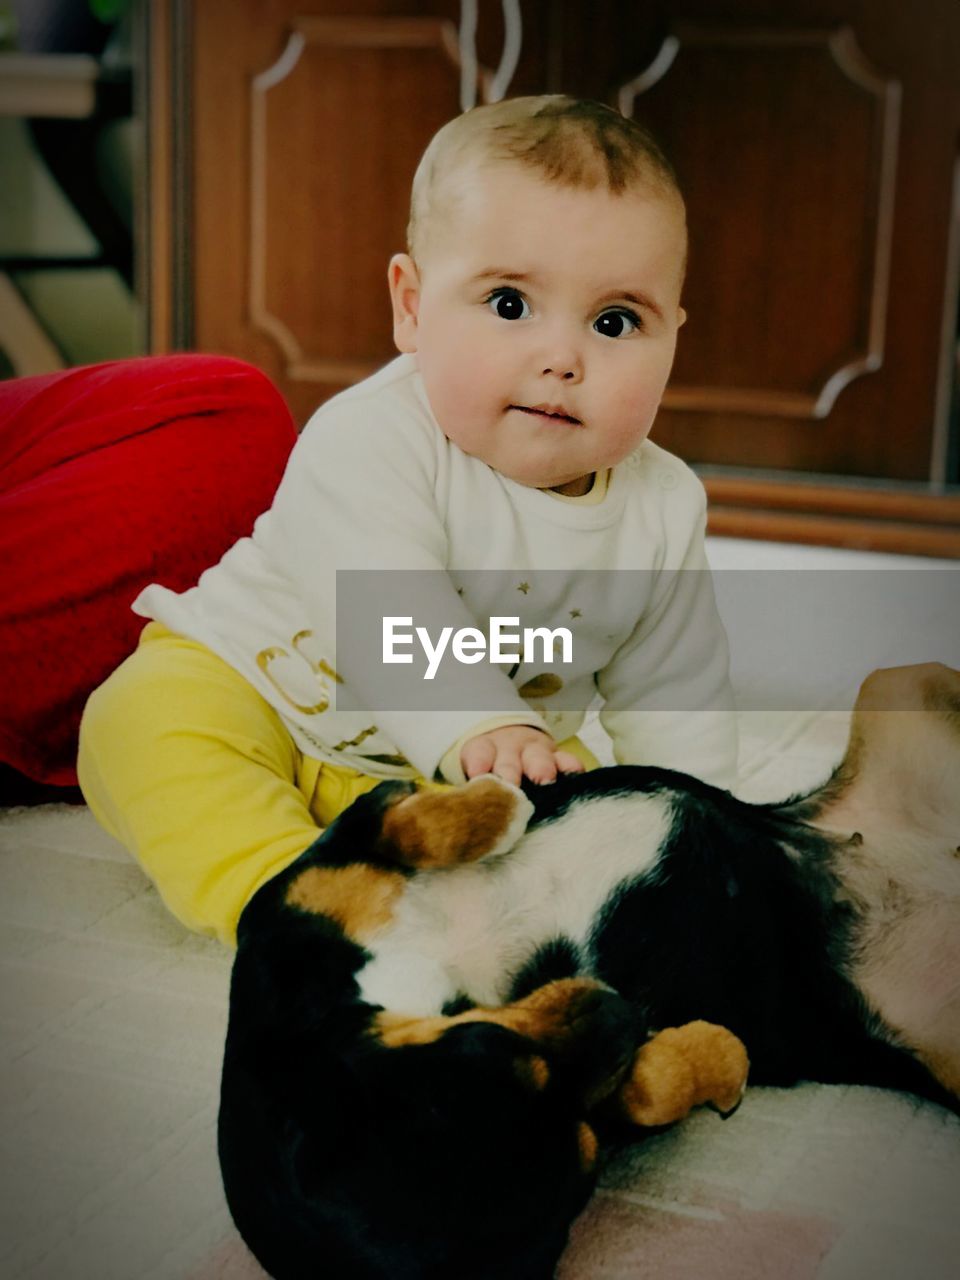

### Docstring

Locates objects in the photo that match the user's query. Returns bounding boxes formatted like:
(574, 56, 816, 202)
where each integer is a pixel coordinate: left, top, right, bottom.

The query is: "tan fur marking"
(576, 1121, 599, 1173)
(919, 1048, 960, 1100)
(379, 777, 523, 868)
(374, 1011, 458, 1048)
(374, 978, 608, 1048)
(285, 865, 405, 942)
(514, 1054, 551, 1092)
(619, 1021, 749, 1128)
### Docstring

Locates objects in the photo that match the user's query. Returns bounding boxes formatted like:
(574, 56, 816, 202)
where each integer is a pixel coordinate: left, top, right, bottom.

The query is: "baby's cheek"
(609, 412, 655, 459)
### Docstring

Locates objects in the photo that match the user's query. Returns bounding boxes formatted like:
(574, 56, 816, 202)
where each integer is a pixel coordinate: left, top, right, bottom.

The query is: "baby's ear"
(677, 306, 688, 328)
(388, 254, 421, 353)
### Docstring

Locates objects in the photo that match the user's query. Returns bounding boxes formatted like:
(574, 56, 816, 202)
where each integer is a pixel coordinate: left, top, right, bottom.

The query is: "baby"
(79, 96, 737, 945)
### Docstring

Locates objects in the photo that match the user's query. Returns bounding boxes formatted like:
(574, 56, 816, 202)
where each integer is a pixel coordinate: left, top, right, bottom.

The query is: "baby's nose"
(541, 348, 584, 382)
(538, 321, 585, 383)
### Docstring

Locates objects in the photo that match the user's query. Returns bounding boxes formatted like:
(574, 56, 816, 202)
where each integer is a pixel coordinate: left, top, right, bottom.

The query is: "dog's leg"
(829, 665, 960, 1103)
(809, 663, 960, 1105)
(814, 662, 960, 843)
(278, 776, 533, 947)
(374, 775, 534, 869)
(375, 977, 625, 1058)
(916, 1028, 960, 1100)
(374, 977, 640, 1125)
(615, 1021, 750, 1128)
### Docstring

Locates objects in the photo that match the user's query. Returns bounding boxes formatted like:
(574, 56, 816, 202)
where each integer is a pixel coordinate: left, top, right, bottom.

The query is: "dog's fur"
(218, 663, 960, 1279)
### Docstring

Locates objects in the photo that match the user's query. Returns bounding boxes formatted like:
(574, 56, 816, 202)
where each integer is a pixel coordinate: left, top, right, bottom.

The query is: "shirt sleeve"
(261, 392, 545, 778)
(595, 484, 739, 788)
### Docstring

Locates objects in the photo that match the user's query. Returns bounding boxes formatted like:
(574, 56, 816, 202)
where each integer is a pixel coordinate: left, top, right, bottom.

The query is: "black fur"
(219, 764, 956, 1279)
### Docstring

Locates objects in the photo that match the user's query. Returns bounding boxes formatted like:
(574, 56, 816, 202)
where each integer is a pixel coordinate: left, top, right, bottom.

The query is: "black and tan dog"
(218, 663, 960, 1279)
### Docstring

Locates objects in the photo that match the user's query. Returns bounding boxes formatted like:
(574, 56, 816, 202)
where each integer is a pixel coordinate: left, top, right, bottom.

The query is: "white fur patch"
(357, 790, 673, 1015)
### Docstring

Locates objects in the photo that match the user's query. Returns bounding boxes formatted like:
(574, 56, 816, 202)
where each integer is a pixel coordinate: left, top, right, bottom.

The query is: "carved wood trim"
(702, 475, 960, 524)
(293, 15, 459, 52)
(621, 24, 901, 421)
(826, 26, 899, 413)
(249, 27, 307, 371)
(248, 16, 485, 385)
(931, 155, 960, 484)
(662, 385, 848, 418)
(706, 507, 960, 558)
(703, 474, 960, 557)
(616, 33, 680, 102)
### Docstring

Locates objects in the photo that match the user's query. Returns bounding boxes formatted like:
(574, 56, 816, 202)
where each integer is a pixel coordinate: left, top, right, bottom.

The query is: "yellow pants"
(78, 624, 597, 946)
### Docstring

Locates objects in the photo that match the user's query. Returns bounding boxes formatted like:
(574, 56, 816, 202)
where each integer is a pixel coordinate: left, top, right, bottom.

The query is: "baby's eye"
(486, 288, 531, 321)
(594, 308, 641, 339)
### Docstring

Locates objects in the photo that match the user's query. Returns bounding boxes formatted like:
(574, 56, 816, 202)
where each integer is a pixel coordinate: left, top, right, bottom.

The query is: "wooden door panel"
(636, 10, 957, 482)
(189, 0, 554, 425)
(184, 0, 959, 493)
(557, 0, 960, 485)
(251, 17, 463, 385)
(625, 27, 895, 419)
(193, 2, 465, 423)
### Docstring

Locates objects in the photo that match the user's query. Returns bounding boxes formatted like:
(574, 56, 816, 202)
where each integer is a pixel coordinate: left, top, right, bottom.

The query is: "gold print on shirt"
(332, 727, 411, 767)
(517, 673, 564, 699)
(332, 725, 379, 751)
(291, 630, 342, 684)
(256, 630, 343, 715)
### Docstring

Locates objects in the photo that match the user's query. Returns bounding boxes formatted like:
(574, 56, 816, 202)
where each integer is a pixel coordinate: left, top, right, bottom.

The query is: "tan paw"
(378, 775, 534, 869)
(618, 1020, 749, 1128)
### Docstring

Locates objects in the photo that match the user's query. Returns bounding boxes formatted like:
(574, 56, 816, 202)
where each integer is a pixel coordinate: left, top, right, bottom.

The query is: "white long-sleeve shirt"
(134, 355, 738, 785)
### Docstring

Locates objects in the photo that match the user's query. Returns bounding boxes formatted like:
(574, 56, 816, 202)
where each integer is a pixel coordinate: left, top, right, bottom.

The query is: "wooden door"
(157, 0, 960, 551)
(182, 0, 553, 425)
(553, 0, 960, 487)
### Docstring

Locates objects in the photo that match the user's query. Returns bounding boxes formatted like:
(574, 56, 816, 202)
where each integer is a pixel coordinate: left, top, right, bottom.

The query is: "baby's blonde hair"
(407, 95, 682, 263)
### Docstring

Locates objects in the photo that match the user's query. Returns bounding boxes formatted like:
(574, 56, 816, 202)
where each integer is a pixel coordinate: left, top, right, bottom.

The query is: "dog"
(218, 662, 960, 1279)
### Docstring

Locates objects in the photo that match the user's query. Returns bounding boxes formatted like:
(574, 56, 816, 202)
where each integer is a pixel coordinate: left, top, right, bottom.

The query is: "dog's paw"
(618, 1021, 749, 1128)
(378, 775, 534, 869)
(459, 775, 535, 859)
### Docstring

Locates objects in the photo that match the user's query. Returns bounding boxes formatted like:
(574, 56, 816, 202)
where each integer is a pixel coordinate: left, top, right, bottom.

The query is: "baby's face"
(390, 163, 688, 494)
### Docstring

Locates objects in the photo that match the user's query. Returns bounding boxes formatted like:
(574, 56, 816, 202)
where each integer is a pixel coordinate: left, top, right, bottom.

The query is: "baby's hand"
(460, 725, 585, 787)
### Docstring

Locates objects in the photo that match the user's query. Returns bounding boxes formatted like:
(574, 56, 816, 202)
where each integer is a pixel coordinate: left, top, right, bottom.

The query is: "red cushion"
(0, 354, 297, 787)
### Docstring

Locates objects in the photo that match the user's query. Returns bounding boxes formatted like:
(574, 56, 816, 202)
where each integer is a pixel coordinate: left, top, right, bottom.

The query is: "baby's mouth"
(510, 404, 583, 426)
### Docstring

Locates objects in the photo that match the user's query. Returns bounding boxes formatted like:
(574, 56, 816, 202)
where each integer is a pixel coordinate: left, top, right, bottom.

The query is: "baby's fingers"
(460, 735, 497, 780)
(520, 739, 559, 784)
(554, 750, 586, 775)
(490, 748, 524, 786)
